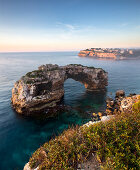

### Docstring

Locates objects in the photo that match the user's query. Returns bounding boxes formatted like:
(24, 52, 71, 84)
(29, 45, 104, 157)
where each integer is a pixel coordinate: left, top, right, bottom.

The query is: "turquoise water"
(0, 52, 140, 170)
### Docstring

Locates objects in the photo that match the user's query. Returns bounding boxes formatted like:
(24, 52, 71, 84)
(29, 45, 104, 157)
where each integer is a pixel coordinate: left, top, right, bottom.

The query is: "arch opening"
(63, 78, 86, 106)
(62, 78, 107, 121)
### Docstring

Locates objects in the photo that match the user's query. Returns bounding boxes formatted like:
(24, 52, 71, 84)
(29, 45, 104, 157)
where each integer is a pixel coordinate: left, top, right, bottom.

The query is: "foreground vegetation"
(29, 101, 140, 170)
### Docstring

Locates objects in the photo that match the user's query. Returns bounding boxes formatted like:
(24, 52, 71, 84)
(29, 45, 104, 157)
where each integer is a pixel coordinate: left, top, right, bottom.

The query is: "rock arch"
(11, 64, 108, 114)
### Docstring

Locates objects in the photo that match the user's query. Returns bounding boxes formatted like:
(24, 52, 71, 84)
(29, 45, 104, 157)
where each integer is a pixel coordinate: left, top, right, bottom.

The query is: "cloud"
(56, 22, 117, 35)
(65, 24, 75, 30)
(2, 21, 138, 52)
(56, 22, 77, 31)
(120, 23, 129, 27)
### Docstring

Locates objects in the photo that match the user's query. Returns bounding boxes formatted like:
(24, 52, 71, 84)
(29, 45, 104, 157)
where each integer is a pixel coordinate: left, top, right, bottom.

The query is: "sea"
(0, 52, 140, 170)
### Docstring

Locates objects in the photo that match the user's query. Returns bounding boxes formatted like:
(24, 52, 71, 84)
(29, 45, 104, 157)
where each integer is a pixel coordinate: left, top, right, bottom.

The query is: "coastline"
(0, 52, 140, 169)
(24, 91, 140, 170)
(78, 48, 140, 60)
(24, 115, 113, 170)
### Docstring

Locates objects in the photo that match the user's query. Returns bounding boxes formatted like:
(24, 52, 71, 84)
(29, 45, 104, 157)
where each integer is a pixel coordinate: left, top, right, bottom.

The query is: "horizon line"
(0, 47, 140, 53)
(0, 50, 79, 53)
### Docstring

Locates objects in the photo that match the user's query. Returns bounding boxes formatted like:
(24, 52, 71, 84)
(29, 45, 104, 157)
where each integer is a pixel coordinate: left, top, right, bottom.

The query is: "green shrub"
(29, 101, 140, 170)
(26, 70, 43, 78)
(133, 100, 140, 114)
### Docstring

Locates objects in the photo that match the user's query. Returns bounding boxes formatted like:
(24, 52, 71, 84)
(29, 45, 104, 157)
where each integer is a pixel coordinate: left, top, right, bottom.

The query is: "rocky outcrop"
(106, 90, 140, 115)
(78, 50, 117, 59)
(11, 64, 108, 115)
(23, 163, 32, 170)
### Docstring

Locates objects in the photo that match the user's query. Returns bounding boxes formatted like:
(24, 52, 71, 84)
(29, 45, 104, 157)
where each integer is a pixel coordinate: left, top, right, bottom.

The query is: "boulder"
(115, 90, 125, 98)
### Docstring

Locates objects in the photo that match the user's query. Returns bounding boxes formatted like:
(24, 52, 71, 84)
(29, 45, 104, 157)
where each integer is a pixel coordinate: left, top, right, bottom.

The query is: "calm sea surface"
(0, 52, 140, 170)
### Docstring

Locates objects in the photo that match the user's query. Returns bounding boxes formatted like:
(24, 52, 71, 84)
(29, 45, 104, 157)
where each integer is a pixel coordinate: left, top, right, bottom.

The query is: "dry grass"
(29, 101, 140, 170)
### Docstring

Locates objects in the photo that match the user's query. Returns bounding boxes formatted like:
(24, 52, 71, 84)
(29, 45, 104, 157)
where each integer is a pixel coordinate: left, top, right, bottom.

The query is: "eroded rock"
(106, 90, 140, 115)
(11, 64, 108, 115)
(115, 90, 125, 98)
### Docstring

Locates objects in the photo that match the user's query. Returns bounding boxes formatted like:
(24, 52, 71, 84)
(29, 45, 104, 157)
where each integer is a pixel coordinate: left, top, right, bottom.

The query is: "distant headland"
(78, 48, 140, 59)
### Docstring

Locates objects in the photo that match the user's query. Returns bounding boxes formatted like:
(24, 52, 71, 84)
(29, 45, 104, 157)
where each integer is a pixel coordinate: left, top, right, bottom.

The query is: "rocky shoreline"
(106, 90, 140, 115)
(11, 63, 140, 170)
(23, 90, 140, 170)
(11, 64, 108, 116)
(80, 90, 140, 128)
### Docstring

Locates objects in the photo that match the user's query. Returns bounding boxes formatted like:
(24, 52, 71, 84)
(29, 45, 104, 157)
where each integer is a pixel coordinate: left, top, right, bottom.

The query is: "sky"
(0, 0, 140, 52)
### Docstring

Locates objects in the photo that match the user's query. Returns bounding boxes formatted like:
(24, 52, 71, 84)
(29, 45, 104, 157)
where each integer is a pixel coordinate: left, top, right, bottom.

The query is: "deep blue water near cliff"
(0, 52, 140, 170)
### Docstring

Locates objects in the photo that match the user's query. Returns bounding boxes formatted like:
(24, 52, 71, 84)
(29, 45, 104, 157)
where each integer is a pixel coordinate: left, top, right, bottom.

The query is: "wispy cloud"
(120, 23, 129, 27)
(1, 21, 139, 52)
(65, 24, 75, 30)
(56, 22, 117, 34)
(56, 22, 77, 31)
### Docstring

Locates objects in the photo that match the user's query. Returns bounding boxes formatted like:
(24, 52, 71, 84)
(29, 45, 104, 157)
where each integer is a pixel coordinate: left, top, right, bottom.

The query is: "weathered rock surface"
(78, 49, 117, 59)
(11, 64, 108, 115)
(106, 90, 140, 115)
(23, 163, 32, 170)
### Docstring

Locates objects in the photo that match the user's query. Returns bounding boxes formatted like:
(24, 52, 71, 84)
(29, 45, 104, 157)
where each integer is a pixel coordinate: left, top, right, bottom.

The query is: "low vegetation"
(29, 101, 140, 170)
(26, 70, 43, 78)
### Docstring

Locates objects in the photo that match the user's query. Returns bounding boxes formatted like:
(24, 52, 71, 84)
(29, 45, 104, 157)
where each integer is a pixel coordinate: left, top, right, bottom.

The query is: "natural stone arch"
(11, 64, 108, 115)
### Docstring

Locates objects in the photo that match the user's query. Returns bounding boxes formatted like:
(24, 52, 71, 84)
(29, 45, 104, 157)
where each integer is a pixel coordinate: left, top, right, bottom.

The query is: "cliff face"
(78, 48, 140, 59)
(11, 64, 108, 115)
(78, 50, 117, 59)
(97, 52, 116, 58)
(78, 50, 91, 57)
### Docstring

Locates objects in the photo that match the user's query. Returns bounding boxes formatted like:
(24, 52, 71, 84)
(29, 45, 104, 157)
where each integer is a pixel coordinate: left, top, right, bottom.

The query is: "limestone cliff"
(78, 50, 117, 59)
(11, 64, 108, 115)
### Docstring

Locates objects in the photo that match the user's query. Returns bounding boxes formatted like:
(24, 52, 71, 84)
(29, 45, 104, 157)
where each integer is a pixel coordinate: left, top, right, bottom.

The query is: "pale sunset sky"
(0, 0, 140, 52)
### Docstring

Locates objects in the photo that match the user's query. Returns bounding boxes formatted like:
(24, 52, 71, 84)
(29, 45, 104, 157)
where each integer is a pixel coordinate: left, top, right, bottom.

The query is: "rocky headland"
(78, 48, 140, 60)
(11, 64, 108, 115)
